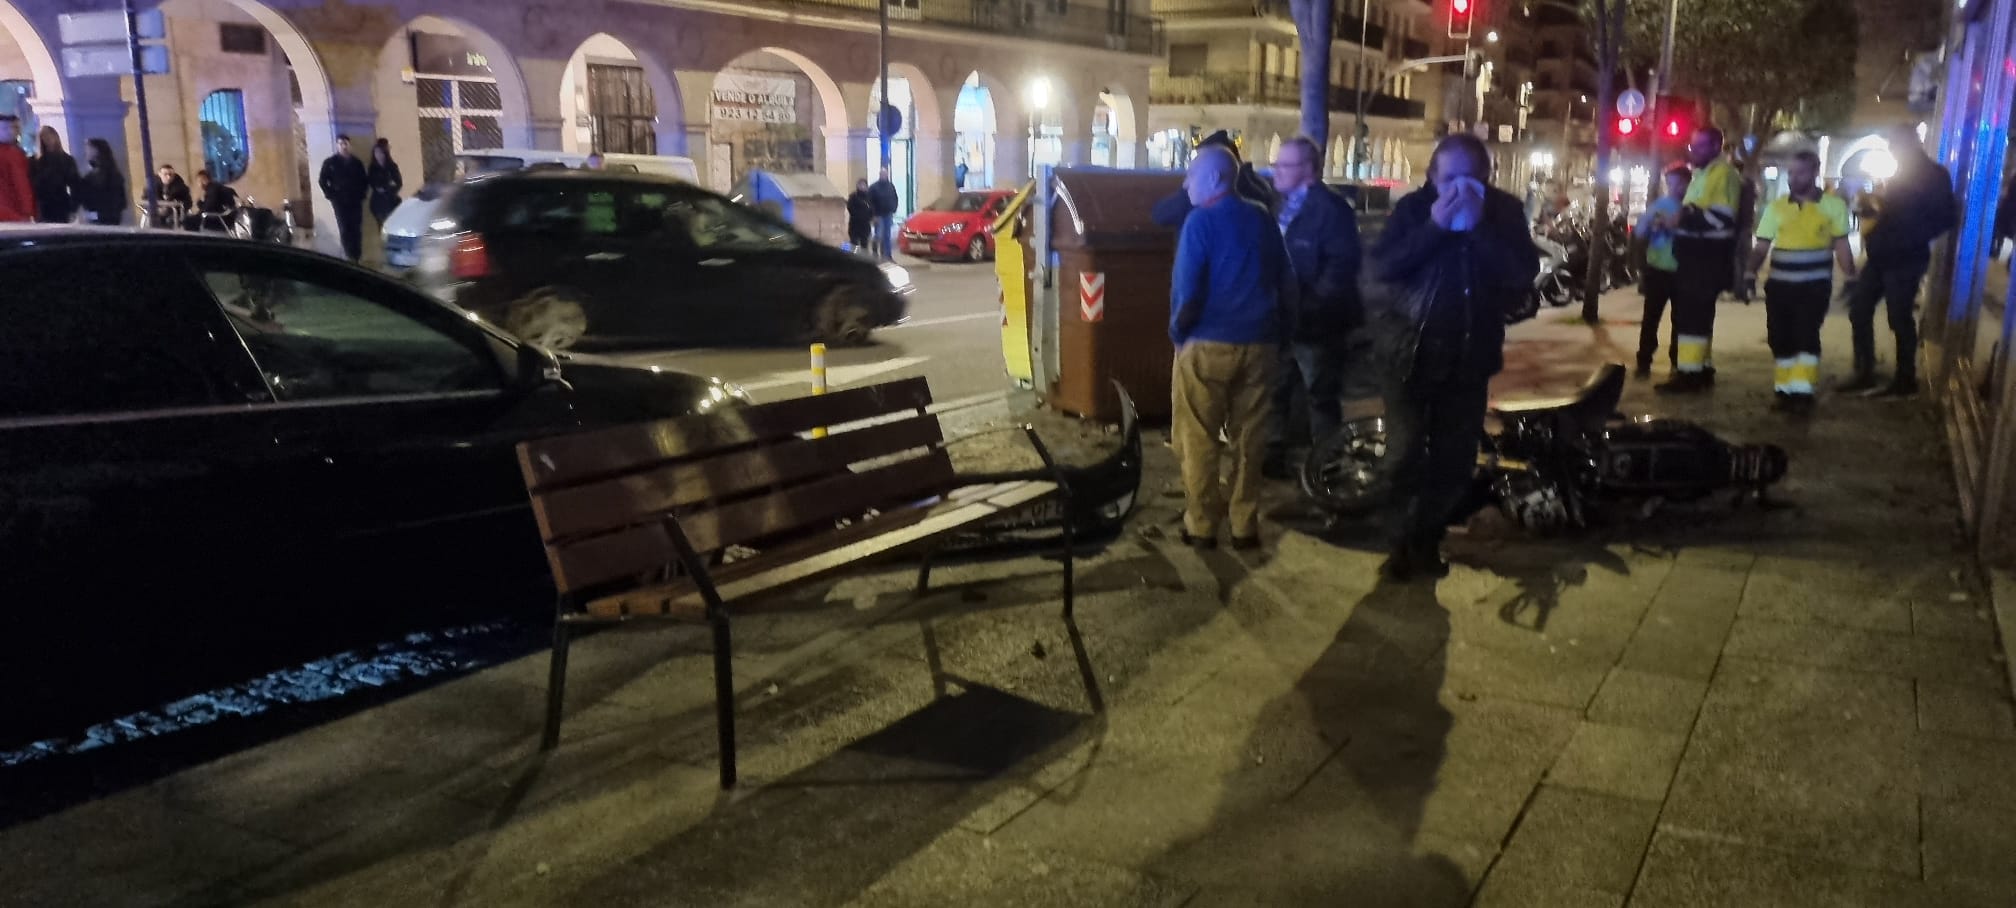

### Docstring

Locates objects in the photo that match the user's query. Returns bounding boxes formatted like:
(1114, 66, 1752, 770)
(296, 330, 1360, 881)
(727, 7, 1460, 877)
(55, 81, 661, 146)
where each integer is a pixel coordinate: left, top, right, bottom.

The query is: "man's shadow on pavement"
(1151, 578, 1473, 907)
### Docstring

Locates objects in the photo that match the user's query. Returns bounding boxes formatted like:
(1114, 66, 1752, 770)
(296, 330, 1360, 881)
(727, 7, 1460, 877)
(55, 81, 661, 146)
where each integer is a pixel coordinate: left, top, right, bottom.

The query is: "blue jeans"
(874, 216, 895, 260)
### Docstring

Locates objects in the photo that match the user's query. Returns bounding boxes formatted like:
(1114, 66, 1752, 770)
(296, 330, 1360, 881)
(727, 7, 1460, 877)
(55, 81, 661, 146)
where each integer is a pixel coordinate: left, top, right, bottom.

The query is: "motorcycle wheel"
(1299, 416, 1395, 517)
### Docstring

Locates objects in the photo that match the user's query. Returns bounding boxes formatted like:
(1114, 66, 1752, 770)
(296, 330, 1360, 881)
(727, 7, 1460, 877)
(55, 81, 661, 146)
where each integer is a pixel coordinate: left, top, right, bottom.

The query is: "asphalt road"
(608, 259, 1015, 404)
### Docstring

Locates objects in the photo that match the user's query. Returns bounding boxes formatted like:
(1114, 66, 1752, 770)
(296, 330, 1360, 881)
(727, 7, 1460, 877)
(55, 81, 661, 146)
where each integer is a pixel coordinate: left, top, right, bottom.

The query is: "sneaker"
(1837, 373, 1881, 395)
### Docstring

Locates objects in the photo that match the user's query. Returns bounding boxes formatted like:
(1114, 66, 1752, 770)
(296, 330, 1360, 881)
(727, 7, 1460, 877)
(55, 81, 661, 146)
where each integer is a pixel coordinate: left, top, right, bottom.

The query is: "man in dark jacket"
(1263, 136, 1362, 478)
(1842, 126, 1958, 397)
(846, 178, 875, 254)
(869, 168, 900, 261)
(1372, 134, 1540, 580)
(1153, 130, 1276, 227)
(319, 134, 369, 262)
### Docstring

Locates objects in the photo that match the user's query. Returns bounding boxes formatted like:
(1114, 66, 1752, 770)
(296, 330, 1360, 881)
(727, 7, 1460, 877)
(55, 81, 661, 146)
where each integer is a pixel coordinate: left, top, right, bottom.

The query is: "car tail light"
(450, 233, 491, 280)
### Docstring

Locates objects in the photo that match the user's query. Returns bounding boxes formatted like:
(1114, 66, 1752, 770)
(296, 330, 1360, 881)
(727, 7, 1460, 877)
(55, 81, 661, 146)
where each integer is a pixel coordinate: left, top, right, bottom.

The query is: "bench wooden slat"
(580, 480, 1060, 619)
(518, 377, 933, 491)
(530, 414, 946, 543)
(678, 451, 956, 554)
(545, 451, 957, 594)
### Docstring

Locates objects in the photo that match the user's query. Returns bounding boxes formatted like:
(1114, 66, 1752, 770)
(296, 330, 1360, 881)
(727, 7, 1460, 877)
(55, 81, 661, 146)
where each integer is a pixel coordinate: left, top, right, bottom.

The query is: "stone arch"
(374, 14, 535, 187)
(0, 2, 64, 112)
(1832, 133, 1890, 181)
(558, 32, 683, 156)
(1095, 85, 1140, 168)
(866, 62, 943, 214)
(709, 46, 850, 193)
(724, 45, 848, 133)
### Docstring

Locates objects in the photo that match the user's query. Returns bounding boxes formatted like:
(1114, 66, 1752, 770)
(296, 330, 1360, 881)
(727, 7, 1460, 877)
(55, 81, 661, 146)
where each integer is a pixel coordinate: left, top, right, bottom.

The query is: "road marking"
(738, 355, 933, 392)
(886, 312, 999, 330)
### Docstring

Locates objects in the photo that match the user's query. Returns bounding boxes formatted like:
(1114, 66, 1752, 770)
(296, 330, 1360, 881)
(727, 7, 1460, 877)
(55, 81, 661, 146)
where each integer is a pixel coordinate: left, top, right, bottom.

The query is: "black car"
(0, 227, 748, 746)
(409, 170, 914, 350)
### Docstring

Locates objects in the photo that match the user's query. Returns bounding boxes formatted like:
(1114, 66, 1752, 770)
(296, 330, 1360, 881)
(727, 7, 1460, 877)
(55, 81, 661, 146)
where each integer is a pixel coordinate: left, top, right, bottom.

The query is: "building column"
(823, 125, 871, 193)
(913, 128, 956, 206)
(531, 117, 566, 152)
(684, 121, 717, 189)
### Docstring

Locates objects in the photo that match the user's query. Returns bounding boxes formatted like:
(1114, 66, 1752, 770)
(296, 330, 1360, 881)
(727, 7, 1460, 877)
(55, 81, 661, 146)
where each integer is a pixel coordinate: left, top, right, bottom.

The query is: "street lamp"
(1026, 77, 1053, 178)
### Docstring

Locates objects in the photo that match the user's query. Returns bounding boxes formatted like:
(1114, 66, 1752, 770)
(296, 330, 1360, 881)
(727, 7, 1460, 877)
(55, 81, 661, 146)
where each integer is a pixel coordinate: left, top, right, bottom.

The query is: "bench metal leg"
(1061, 505, 1076, 620)
(712, 616, 737, 789)
(915, 548, 936, 597)
(541, 621, 572, 751)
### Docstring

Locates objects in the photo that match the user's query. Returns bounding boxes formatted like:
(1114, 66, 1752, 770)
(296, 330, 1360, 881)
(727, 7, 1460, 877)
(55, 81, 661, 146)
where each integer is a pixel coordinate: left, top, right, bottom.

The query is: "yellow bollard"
(810, 343, 828, 438)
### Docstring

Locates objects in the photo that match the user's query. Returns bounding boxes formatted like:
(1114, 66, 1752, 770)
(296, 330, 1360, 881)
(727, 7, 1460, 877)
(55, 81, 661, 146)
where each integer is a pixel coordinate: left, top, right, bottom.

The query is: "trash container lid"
(1051, 169, 1184, 251)
(734, 170, 844, 204)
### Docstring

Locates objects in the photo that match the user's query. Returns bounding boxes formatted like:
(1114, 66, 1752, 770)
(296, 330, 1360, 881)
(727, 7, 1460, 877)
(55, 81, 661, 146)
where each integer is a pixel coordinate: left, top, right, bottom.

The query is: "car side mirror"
(515, 343, 570, 392)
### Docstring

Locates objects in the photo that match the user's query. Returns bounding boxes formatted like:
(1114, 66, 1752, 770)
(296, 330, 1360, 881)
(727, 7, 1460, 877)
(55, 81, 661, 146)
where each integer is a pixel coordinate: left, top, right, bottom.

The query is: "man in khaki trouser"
(1169, 147, 1294, 550)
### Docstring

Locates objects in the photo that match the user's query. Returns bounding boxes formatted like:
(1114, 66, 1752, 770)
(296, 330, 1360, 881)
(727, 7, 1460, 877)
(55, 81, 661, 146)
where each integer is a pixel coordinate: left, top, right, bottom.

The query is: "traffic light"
(1616, 115, 1639, 138)
(1448, 0, 1474, 39)
(1653, 94, 1696, 158)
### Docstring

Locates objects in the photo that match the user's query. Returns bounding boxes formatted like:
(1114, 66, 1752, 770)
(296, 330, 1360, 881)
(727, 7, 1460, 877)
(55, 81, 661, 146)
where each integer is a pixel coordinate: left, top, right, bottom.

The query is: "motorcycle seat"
(1492, 363, 1628, 425)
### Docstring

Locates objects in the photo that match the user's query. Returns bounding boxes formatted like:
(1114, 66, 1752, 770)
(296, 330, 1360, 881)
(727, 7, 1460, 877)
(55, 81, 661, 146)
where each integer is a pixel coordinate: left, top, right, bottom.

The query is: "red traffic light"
(1665, 119, 1682, 137)
(1617, 116, 1638, 136)
(1448, 0, 1473, 38)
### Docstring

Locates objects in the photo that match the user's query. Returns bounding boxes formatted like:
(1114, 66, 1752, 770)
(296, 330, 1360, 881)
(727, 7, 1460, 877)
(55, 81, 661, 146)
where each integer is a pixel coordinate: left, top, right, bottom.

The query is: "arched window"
(200, 89, 250, 183)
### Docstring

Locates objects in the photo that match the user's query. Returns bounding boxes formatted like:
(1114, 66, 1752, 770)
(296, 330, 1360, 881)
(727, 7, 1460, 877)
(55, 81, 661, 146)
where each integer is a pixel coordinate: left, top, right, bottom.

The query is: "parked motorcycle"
(1606, 210, 1637, 289)
(1298, 363, 1789, 533)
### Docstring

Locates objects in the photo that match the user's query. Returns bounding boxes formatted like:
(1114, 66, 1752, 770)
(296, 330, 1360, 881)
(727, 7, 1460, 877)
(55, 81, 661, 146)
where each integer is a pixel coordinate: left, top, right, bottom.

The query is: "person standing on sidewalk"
(76, 138, 126, 226)
(30, 127, 78, 224)
(1169, 146, 1294, 551)
(1263, 136, 1362, 479)
(366, 139, 403, 231)
(1372, 134, 1539, 580)
(1842, 126, 1958, 397)
(318, 135, 368, 262)
(1657, 127, 1742, 394)
(1636, 164, 1692, 379)
(869, 168, 900, 261)
(1745, 151, 1855, 415)
(846, 178, 874, 255)
(0, 115, 34, 223)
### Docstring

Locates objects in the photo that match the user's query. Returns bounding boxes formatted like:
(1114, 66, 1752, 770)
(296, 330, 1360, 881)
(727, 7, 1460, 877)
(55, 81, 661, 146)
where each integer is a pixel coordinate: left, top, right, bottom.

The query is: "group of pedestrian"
(1166, 132, 1539, 581)
(319, 135, 405, 262)
(1636, 123, 1956, 413)
(0, 115, 127, 225)
(846, 169, 901, 260)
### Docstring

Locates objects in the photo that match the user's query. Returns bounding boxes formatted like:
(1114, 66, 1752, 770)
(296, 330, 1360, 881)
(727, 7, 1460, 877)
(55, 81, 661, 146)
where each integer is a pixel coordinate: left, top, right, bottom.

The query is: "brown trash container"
(1048, 170, 1185, 422)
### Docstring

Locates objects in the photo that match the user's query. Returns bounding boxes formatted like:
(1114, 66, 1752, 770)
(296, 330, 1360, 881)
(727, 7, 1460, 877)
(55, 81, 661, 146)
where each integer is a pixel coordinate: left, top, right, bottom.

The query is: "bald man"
(1169, 146, 1296, 551)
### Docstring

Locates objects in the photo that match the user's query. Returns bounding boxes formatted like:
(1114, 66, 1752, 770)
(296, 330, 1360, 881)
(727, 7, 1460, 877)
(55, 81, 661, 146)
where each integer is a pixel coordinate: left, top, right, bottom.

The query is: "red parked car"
(900, 189, 1015, 262)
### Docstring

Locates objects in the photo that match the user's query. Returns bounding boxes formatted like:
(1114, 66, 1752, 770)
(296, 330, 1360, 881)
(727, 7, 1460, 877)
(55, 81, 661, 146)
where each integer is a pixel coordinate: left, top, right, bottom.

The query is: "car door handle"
(700, 258, 734, 267)
(585, 252, 625, 262)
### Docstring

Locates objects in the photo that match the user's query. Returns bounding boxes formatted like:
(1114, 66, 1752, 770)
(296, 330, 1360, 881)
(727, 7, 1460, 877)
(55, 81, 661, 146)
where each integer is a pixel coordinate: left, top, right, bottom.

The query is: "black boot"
(1654, 371, 1709, 394)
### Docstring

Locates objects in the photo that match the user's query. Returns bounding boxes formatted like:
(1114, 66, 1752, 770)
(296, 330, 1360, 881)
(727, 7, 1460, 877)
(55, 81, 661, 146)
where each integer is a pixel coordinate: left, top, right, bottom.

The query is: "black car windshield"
(928, 193, 991, 213)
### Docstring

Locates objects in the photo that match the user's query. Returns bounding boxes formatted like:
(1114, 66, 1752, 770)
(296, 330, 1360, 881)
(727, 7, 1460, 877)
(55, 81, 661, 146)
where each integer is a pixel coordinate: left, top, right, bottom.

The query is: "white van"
(380, 148, 698, 270)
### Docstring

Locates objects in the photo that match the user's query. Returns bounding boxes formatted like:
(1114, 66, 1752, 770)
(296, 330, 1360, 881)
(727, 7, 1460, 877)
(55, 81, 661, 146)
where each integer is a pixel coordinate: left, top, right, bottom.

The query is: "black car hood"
(552, 352, 734, 423)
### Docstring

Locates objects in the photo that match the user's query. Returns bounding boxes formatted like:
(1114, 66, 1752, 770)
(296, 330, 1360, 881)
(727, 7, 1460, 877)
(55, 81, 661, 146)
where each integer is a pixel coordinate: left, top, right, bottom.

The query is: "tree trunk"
(1292, 0, 1335, 154)
(1581, 0, 1625, 323)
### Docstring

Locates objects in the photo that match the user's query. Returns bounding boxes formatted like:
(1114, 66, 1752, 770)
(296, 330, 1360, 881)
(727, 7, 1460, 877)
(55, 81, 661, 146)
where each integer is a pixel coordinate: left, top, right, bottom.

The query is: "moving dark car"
(0, 227, 749, 747)
(408, 170, 915, 351)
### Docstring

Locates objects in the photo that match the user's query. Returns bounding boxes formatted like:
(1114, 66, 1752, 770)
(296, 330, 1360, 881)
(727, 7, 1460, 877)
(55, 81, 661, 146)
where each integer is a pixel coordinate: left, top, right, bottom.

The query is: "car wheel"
(966, 236, 988, 263)
(816, 287, 876, 347)
(505, 287, 589, 351)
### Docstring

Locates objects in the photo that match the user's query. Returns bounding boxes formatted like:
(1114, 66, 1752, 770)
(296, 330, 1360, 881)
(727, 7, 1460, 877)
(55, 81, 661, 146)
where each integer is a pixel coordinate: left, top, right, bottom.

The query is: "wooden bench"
(517, 377, 1076, 788)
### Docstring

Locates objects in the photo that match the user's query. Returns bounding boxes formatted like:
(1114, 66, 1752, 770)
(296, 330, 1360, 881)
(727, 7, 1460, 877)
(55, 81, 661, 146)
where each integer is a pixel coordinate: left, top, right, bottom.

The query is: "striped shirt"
(1756, 192, 1850, 283)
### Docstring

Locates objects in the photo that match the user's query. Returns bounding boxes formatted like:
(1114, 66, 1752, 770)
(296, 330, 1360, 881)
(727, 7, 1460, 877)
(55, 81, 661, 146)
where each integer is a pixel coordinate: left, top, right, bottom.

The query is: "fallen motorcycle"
(1298, 363, 1789, 533)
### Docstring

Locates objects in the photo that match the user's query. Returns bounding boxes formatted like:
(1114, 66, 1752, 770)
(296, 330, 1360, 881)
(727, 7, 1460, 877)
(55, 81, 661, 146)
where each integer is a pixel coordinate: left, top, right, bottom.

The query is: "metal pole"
(1647, 0, 1678, 165)
(878, 0, 891, 174)
(124, 0, 154, 188)
(1352, 0, 1368, 178)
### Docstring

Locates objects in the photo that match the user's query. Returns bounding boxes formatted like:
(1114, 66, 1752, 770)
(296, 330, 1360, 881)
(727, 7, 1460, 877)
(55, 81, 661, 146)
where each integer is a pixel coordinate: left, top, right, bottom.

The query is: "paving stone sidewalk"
(5, 290, 2015, 908)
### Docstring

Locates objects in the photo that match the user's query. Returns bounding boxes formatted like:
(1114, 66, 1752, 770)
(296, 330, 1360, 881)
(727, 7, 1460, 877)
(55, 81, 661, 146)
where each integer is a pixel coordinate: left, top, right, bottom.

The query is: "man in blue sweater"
(1170, 146, 1295, 550)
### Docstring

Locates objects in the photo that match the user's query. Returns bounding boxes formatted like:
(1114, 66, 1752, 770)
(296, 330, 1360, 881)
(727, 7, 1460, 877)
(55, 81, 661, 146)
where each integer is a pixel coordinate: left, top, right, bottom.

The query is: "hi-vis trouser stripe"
(1677, 335, 1714, 373)
(1769, 249, 1834, 283)
(1773, 354, 1821, 394)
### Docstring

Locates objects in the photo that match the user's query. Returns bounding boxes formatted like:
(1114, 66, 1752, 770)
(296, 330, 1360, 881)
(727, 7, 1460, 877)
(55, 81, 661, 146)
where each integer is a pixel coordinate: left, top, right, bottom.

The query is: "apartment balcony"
(1156, 0, 1289, 21)
(1402, 37, 1430, 58)
(780, 0, 1165, 55)
(1150, 71, 1426, 120)
(1336, 14, 1390, 49)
